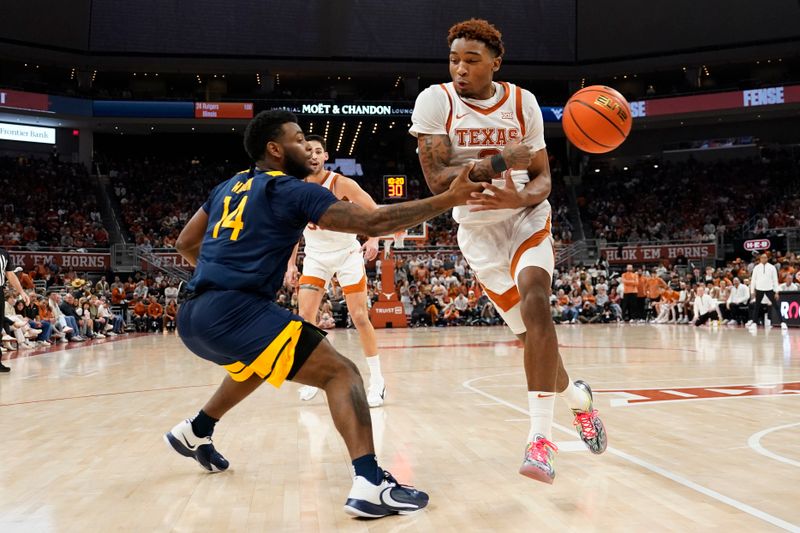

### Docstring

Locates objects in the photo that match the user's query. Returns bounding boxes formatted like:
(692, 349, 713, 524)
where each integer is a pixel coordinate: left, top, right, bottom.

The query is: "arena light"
(653, 164, 659, 169)
(623, 166, 629, 171)
(594, 168, 600, 173)
(336, 122, 346, 152)
(349, 121, 363, 156)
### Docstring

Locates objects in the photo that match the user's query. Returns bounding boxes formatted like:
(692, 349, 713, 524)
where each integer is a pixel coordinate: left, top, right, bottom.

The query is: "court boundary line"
(747, 422, 800, 469)
(463, 372, 800, 533)
(0, 382, 217, 408)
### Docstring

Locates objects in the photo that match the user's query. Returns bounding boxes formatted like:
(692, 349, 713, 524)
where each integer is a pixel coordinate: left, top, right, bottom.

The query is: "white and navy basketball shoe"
(367, 380, 386, 408)
(298, 385, 320, 401)
(164, 419, 229, 472)
(344, 471, 429, 518)
(571, 380, 608, 455)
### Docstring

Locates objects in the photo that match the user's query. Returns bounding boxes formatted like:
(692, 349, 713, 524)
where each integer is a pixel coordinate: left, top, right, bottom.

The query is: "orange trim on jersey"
(342, 275, 368, 295)
(460, 81, 512, 116)
(515, 85, 526, 137)
(439, 83, 454, 133)
(330, 173, 339, 197)
(298, 275, 326, 289)
(481, 284, 521, 312)
(509, 215, 551, 278)
(319, 170, 332, 188)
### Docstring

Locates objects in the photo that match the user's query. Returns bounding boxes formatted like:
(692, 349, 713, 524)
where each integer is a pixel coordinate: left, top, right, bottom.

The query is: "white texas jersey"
(302, 171, 359, 252)
(410, 81, 547, 226)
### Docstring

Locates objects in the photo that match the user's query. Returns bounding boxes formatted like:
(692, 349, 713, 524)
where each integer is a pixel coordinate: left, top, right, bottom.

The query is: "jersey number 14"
(212, 195, 248, 241)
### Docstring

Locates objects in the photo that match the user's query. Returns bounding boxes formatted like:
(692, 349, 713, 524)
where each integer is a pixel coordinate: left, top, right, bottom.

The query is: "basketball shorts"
(299, 242, 367, 294)
(457, 201, 554, 334)
(177, 290, 326, 387)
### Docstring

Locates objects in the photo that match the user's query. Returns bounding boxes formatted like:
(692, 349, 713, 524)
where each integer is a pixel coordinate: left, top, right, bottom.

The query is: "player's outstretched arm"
(317, 163, 478, 236)
(465, 148, 551, 211)
(417, 134, 531, 194)
(336, 177, 381, 260)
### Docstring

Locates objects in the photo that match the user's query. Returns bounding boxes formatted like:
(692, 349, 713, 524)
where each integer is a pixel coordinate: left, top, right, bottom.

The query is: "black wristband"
(490, 153, 508, 173)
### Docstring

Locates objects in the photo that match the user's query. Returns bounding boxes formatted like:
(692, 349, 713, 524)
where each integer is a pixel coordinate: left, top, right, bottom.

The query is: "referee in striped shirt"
(1, 247, 30, 372)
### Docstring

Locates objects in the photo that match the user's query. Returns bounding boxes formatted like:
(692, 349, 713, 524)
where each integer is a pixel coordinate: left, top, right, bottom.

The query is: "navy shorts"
(178, 290, 324, 387)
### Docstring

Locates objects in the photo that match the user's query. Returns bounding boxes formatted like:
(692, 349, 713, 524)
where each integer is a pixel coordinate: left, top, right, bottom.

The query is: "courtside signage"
(0, 122, 56, 144)
(629, 85, 800, 118)
(743, 239, 771, 251)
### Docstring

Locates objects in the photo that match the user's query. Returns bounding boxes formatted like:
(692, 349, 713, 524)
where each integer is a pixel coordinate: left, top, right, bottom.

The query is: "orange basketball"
(562, 85, 632, 154)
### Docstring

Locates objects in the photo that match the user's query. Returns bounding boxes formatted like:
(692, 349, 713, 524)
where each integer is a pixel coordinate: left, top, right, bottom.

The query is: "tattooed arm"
(417, 133, 532, 194)
(317, 163, 479, 236)
(465, 148, 552, 211)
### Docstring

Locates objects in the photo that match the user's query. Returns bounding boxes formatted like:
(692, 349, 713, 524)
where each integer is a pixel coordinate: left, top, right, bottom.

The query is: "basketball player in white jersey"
(410, 18, 607, 484)
(286, 135, 386, 407)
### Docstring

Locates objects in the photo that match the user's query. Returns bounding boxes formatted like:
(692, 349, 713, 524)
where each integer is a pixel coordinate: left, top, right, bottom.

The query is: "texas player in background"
(409, 18, 607, 484)
(286, 135, 387, 407)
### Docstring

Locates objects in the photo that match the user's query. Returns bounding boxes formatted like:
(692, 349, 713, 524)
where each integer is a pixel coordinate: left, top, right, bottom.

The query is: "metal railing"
(136, 250, 193, 282)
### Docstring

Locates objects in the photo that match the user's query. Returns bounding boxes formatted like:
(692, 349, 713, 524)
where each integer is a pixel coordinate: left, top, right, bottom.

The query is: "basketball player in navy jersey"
(410, 19, 607, 484)
(164, 110, 480, 518)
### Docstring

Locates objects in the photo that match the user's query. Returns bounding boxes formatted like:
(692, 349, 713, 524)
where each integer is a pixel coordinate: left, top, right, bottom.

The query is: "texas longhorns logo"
(599, 382, 800, 406)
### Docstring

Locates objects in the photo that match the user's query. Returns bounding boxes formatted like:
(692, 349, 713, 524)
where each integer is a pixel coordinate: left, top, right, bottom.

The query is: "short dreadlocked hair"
(447, 18, 504, 58)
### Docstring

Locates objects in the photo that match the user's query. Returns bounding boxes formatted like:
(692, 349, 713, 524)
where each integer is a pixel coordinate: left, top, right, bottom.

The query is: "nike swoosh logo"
(537, 393, 555, 398)
(181, 434, 196, 451)
(455, 113, 469, 119)
(380, 488, 418, 509)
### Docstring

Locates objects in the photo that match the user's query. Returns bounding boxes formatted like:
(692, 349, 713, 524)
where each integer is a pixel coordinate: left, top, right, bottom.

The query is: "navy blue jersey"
(187, 169, 338, 299)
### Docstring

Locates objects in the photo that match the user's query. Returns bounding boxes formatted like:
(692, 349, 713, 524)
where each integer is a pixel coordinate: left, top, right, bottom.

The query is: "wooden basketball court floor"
(1, 324, 799, 532)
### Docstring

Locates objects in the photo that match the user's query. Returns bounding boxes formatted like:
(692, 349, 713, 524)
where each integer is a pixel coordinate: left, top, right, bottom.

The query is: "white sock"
(527, 391, 555, 442)
(366, 355, 382, 383)
(559, 379, 591, 412)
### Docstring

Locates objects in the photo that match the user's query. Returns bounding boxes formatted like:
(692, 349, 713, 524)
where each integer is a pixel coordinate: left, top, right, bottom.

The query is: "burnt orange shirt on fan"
(621, 272, 639, 294)
(646, 277, 667, 299)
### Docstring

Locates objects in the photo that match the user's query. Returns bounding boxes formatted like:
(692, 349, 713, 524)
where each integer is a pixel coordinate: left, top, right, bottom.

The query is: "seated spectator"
(725, 277, 750, 325)
(48, 292, 84, 342)
(132, 297, 148, 332)
(318, 312, 336, 329)
(163, 299, 178, 332)
(146, 296, 163, 332)
(16, 298, 52, 344)
(692, 286, 719, 327)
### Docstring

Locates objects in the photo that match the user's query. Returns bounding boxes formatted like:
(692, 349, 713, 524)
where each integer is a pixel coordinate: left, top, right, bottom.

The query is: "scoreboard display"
(383, 175, 407, 200)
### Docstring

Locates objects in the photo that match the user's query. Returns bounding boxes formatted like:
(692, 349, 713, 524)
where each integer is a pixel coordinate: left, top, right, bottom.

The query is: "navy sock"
(191, 410, 218, 438)
(352, 454, 382, 485)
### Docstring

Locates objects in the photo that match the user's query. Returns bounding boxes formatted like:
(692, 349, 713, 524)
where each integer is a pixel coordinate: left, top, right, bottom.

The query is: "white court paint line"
(660, 390, 697, 398)
(556, 441, 590, 452)
(747, 422, 800, 469)
(462, 373, 800, 533)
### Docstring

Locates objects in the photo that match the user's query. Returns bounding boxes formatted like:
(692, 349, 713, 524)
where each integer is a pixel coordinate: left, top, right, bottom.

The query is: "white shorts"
(300, 242, 367, 294)
(457, 201, 554, 334)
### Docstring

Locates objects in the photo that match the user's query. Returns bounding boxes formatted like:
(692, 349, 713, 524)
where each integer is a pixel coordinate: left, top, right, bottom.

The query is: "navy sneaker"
(164, 419, 229, 472)
(344, 471, 429, 518)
